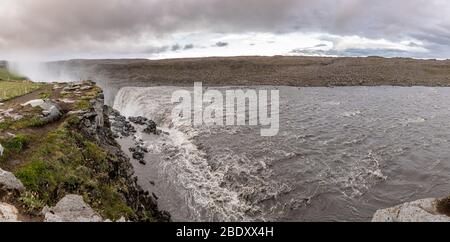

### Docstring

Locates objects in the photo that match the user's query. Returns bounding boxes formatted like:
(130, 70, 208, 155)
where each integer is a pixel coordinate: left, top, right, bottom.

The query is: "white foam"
(113, 87, 255, 221)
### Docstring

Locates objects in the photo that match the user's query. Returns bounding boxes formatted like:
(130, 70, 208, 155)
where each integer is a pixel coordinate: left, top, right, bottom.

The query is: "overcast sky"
(1, 0, 450, 60)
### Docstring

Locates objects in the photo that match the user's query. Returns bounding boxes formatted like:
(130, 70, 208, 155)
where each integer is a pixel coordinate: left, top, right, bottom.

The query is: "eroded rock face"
(42, 195, 103, 222)
(0, 203, 19, 222)
(372, 198, 450, 222)
(0, 168, 25, 192)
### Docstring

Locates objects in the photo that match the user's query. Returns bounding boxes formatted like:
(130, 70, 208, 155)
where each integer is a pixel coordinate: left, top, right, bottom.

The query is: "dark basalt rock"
(109, 112, 136, 137)
(129, 145, 148, 165)
(78, 97, 171, 222)
(143, 120, 161, 135)
(128, 116, 149, 125)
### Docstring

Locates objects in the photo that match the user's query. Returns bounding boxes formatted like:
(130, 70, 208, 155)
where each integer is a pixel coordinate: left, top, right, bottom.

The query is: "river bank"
(0, 80, 170, 222)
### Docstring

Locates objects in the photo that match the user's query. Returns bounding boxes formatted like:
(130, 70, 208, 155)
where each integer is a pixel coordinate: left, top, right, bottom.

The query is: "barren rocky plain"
(51, 56, 450, 86)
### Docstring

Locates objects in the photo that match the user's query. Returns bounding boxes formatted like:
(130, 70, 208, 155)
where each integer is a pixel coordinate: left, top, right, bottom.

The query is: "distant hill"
(43, 56, 450, 105)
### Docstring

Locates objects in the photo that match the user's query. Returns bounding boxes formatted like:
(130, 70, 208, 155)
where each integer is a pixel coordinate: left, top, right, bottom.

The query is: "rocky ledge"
(0, 80, 170, 222)
(372, 197, 450, 222)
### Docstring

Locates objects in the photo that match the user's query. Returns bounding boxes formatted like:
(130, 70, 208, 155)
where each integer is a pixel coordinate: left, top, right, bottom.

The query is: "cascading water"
(113, 86, 450, 221)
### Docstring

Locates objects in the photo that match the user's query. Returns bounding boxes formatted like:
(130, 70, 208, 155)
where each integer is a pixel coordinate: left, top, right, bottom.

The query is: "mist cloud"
(1, 0, 450, 59)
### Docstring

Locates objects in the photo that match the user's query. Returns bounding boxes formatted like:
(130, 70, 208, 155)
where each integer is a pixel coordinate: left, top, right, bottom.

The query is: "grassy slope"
(14, 116, 135, 220)
(0, 67, 43, 102)
(1, 83, 146, 221)
(0, 81, 44, 102)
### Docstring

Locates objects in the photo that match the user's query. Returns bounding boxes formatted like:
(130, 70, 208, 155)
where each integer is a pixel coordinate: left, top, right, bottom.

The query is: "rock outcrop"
(0, 168, 25, 192)
(372, 198, 450, 222)
(0, 169, 23, 222)
(21, 99, 62, 123)
(42, 195, 103, 222)
(79, 96, 170, 222)
(0, 203, 19, 222)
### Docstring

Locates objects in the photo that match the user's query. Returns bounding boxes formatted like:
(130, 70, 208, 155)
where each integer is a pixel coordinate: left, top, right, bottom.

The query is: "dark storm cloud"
(0, 0, 299, 54)
(171, 44, 181, 51)
(184, 44, 195, 50)
(215, 42, 229, 47)
(1, 0, 450, 58)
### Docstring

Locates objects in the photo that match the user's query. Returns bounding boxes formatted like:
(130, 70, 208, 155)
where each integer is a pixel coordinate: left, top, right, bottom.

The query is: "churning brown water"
(112, 86, 450, 221)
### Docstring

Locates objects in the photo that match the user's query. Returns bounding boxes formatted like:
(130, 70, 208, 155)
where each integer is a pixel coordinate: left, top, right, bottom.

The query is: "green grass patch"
(38, 92, 51, 99)
(0, 116, 46, 132)
(0, 134, 30, 162)
(75, 100, 91, 110)
(15, 120, 136, 220)
(0, 81, 43, 101)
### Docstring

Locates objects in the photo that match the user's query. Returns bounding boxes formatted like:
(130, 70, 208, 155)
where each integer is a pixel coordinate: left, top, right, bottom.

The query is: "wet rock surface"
(109, 113, 164, 166)
(372, 198, 450, 222)
(129, 116, 161, 135)
(129, 145, 148, 165)
(81, 98, 170, 221)
(110, 110, 136, 137)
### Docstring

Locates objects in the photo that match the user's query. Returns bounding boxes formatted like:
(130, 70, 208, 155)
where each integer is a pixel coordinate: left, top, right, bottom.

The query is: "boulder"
(22, 99, 62, 123)
(0, 168, 25, 191)
(372, 198, 450, 222)
(143, 120, 160, 135)
(129, 116, 148, 125)
(0, 203, 19, 222)
(42, 194, 103, 222)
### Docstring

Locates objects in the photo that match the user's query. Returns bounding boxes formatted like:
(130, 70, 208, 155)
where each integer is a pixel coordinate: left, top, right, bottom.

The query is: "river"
(111, 86, 450, 221)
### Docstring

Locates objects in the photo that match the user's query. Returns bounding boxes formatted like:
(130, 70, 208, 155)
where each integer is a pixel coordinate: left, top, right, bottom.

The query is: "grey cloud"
(1, 0, 450, 58)
(184, 44, 195, 50)
(0, 0, 299, 56)
(215, 42, 229, 47)
(171, 44, 181, 51)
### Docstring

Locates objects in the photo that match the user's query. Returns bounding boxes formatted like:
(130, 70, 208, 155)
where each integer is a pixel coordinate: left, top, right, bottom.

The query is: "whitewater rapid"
(113, 86, 450, 221)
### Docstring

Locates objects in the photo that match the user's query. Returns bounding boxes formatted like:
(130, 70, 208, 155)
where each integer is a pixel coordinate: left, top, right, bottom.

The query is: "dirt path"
(2, 84, 59, 108)
(1, 83, 68, 171)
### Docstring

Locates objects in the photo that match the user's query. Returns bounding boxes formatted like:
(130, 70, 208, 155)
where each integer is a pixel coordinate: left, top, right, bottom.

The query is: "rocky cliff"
(0, 81, 170, 222)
